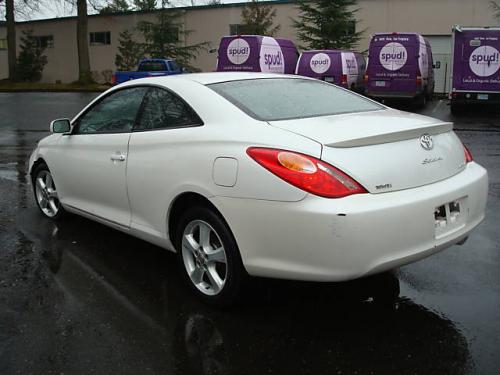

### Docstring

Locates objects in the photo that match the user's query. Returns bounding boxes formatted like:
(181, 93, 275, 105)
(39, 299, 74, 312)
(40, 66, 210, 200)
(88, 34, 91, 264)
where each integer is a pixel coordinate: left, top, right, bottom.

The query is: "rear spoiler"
(326, 122, 453, 148)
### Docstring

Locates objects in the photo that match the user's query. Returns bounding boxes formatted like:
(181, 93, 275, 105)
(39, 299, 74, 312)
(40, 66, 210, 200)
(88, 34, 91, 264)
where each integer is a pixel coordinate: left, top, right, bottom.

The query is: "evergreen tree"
(293, 0, 364, 50)
(14, 29, 48, 82)
(491, 1, 500, 20)
(136, 2, 207, 70)
(241, 0, 280, 36)
(134, 0, 156, 11)
(115, 29, 144, 70)
(100, 0, 131, 14)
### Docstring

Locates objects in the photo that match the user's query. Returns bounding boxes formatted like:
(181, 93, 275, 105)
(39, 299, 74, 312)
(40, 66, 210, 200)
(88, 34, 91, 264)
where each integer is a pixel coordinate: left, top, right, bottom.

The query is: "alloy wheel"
(35, 170, 60, 218)
(181, 220, 228, 296)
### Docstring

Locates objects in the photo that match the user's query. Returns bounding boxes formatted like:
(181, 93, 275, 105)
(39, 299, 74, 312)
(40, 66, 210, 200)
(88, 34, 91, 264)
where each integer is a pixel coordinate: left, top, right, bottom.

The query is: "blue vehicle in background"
(112, 59, 183, 85)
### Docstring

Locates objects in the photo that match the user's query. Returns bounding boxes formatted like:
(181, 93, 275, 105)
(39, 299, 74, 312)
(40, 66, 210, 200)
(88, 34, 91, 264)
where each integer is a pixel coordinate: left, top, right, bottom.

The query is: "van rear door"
(367, 34, 418, 97)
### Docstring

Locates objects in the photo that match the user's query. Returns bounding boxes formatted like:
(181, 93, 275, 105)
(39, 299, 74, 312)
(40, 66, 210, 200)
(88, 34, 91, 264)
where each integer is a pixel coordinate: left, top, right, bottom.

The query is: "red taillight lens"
(111, 74, 116, 85)
(463, 143, 473, 163)
(341, 74, 348, 85)
(246, 147, 367, 198)
(364, 74, 368, 83)
(416, 75, 422, 86)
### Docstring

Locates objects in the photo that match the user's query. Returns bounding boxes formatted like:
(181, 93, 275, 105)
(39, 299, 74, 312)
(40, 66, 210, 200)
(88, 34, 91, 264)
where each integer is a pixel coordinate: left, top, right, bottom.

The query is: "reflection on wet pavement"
(4, 206, 474, 374)
(0, 93, 499, 374)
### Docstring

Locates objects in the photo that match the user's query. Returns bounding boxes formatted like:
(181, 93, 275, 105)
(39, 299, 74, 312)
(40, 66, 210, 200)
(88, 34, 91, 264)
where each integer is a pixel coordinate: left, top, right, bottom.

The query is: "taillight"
(246, 147, 367, 198)
(463, 143, 473, 163)
(416, 75, 422, 86)
(341, 74, 348, 85)
(111, 74, 116, 85)
(364, 74, 368, 84)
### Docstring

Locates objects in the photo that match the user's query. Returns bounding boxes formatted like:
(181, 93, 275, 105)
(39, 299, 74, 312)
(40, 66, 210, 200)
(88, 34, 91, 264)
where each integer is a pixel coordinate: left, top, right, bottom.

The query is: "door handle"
(110, 153, 126, 162)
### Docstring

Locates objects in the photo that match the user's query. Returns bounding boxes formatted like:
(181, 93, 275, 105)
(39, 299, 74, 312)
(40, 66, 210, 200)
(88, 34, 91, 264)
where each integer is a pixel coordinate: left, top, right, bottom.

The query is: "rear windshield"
(138, 61, 166, 72)
(208, 78, 382, 121)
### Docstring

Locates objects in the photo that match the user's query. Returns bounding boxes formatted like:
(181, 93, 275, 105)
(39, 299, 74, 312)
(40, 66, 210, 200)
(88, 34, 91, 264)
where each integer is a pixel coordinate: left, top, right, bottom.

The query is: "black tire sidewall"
(450, 101, 463, 115)
(32, 164, 65, 220)
(175, 206, 244, 307)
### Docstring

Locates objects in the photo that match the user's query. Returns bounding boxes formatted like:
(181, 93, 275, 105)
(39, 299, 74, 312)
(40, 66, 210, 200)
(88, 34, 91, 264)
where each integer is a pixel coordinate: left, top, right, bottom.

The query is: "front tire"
(175, 206, 245, 306)
(32, 164, 65, 220)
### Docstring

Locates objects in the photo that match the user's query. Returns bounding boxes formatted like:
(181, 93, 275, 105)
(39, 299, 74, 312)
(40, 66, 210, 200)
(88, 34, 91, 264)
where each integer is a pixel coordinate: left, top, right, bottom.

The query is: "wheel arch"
(167, 191, 230, 249)
(30, 157, 48, 179)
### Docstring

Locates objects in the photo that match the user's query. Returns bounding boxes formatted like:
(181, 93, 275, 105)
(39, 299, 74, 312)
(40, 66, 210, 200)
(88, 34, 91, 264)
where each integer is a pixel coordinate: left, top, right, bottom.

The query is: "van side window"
(135, 87, 203, 131)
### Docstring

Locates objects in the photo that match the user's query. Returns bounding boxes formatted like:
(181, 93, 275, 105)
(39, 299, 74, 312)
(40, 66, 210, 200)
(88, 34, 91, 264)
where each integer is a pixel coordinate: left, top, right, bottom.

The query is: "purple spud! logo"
(379, 42, 407, 71)
(469, 45, 500, 77)
(309, 53, 331, 74)
(259, 37, 285, 73)
(227, 38, 250, 65)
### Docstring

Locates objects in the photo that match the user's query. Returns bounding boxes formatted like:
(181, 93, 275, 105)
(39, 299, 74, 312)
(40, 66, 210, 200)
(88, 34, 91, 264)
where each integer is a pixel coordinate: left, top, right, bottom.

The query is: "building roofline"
(14, 0, 294, 25)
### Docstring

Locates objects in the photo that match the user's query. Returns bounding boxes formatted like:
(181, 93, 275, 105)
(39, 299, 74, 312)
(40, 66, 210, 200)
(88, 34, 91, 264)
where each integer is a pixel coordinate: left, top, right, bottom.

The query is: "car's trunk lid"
(268, 109, 467, 193)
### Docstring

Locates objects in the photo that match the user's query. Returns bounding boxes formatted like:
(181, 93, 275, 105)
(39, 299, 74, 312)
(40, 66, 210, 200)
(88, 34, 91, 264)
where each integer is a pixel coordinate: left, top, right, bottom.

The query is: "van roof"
(301, 49, 358, 54)
(372, 32, 422, 36)
(220, 35, 296, 48)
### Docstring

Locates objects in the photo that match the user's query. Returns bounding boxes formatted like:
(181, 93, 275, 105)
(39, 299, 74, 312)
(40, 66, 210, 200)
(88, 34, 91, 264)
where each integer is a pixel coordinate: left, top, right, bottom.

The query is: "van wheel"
(425, 88, 433, 101)
(450, 102, 464, 115)
(415, 94, 426, 109)
(175, 206, 245, 307)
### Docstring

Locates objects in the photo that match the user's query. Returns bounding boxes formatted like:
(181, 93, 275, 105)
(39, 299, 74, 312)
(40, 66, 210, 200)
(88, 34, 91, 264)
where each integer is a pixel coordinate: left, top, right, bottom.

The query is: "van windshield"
(208, 78, 383, 121)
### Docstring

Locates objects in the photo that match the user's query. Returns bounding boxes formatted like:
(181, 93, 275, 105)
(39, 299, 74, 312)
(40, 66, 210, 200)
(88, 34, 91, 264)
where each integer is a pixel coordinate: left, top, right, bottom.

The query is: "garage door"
(424, 35, 452, 94)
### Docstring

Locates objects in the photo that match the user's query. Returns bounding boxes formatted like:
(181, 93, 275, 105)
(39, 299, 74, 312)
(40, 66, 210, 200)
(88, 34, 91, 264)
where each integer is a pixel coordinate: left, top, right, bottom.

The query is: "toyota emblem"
(419, 134, 434, 150)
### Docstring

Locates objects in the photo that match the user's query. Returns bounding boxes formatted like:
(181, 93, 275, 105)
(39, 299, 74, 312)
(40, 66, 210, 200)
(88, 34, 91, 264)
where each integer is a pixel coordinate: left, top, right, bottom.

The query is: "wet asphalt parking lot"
(0, 92, 499, 375)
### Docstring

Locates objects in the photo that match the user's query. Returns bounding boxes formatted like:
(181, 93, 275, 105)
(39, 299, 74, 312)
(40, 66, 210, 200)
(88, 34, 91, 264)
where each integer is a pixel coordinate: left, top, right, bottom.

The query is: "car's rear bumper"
(211, 162, 488, 282)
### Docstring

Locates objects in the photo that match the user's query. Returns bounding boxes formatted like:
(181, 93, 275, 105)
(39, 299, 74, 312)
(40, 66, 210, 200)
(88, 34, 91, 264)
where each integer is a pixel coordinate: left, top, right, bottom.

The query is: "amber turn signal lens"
(277, 151, 317, 174)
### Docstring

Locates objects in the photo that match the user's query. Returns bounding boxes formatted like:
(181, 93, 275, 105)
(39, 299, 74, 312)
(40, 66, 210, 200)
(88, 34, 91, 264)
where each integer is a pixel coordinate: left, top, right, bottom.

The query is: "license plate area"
(375, 80, 386, 87)
(434, 197, 467, 239)
(477, 93, 489, 100)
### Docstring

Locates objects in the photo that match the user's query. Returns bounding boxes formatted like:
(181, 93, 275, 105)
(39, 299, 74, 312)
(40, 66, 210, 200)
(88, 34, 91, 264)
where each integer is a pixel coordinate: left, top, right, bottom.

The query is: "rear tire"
(32, 163, 65, 220)
(371, 272, 400, 307)
(175, 206, 245, 307)
(450, 101, 464, 115)
(415, 93, 427, 109)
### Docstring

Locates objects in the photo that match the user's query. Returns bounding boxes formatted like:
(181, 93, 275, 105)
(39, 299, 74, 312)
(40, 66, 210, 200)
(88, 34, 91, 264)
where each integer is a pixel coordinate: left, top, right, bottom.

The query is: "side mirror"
(50, 118, 71, 134)
(433, 61, 441, 69)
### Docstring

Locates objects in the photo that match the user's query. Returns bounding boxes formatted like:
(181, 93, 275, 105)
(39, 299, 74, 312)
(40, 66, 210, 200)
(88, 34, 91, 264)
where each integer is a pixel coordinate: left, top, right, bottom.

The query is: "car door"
(126, 86, 204, 238)
(52, 86, 149, 227)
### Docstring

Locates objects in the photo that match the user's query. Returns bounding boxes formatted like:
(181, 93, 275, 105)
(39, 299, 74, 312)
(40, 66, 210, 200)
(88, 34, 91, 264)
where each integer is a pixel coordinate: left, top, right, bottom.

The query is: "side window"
(76, 87, 148, 134)
(135, 87, 203, 131)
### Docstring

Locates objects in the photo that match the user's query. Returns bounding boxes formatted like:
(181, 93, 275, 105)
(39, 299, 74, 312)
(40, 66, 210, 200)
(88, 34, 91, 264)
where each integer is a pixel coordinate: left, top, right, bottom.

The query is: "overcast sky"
(3, 0, 247, 21)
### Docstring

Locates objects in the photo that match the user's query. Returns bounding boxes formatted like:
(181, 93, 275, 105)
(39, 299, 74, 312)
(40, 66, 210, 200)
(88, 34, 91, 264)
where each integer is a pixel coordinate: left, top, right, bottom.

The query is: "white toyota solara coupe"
(29, 73, 488, 305)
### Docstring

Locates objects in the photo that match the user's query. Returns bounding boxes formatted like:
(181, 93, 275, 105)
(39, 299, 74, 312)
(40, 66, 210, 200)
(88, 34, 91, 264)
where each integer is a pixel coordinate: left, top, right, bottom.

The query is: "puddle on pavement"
(0, 162, 21, 182)
(5, 206, 473, 375)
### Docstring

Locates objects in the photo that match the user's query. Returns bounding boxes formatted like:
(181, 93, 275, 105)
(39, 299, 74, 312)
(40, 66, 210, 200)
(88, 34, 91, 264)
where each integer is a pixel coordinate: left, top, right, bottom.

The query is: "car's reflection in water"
(13, 208, 472, 375)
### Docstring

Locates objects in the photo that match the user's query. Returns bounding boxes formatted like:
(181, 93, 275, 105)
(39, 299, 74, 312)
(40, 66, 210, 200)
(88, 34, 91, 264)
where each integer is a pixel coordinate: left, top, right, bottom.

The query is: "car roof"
(116, 72, 314, 92)
(148, 72, 301, 86)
